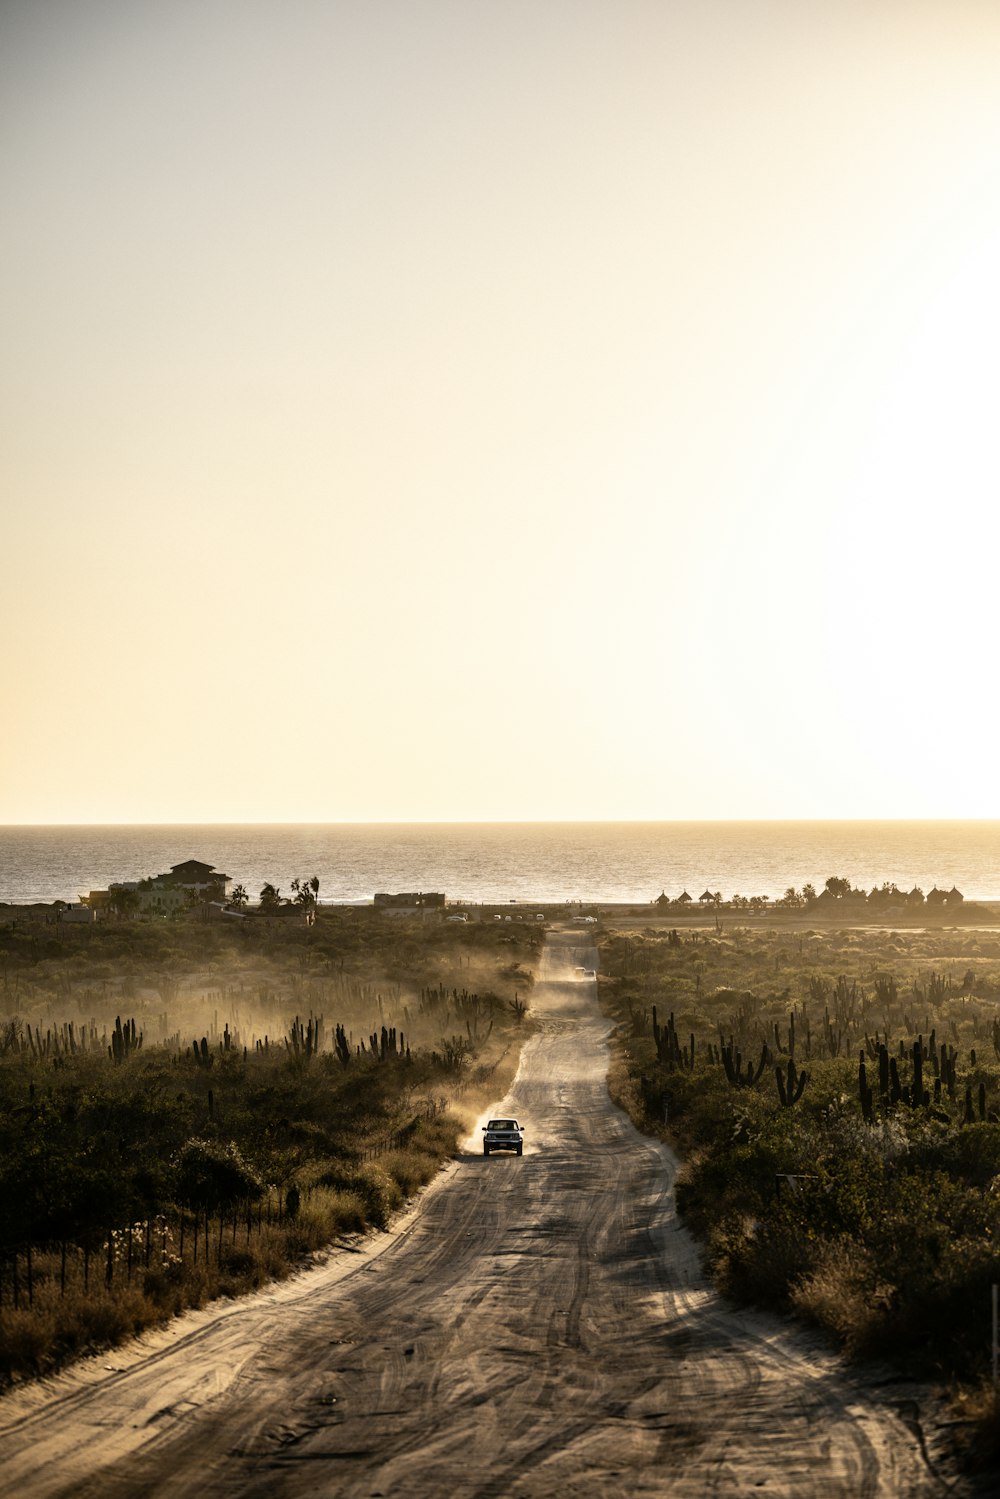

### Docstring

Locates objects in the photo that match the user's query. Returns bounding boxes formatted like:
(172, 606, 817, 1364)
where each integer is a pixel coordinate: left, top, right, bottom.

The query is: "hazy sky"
(4, 0, 1000, 823)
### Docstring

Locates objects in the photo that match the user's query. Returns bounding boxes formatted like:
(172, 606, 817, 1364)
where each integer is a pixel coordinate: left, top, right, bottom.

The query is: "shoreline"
(3, 898, 1000, 929)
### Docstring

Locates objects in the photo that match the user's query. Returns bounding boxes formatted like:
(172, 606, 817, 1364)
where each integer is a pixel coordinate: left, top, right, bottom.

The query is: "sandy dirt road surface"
(0, 931, 970, 1497)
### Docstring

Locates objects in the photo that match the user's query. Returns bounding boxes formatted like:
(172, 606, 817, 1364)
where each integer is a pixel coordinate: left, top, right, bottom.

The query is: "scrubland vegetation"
(0, 910, 537, 1385)
(599, 916, 1000, 1465)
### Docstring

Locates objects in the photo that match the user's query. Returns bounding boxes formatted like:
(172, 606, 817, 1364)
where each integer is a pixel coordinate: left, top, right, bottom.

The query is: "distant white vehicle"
(447, 913, 468, 922)
(572, 915, 597, 925)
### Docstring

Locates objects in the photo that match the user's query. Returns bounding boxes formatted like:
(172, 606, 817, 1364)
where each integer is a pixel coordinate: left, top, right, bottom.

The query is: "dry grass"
(789, 1238, 894, 1356)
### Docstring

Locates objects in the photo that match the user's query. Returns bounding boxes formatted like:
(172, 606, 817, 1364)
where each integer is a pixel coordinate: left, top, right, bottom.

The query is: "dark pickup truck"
(482, 1118, 524, 1156)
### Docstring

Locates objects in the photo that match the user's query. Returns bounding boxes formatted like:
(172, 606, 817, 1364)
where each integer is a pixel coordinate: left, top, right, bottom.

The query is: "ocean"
(2, 822, 1000, 907)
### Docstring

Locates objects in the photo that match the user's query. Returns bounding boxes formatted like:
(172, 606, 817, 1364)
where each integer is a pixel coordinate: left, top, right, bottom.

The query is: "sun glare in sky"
(3, 0, 1000, 823)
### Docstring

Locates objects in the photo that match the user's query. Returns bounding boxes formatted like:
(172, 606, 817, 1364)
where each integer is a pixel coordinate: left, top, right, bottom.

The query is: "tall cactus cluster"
(109, 1015, 142, 1064)
(327, 1021, 412, 1064)
(361, 1024, 409, 1061)
(857, 1030, 996, 1123)
(189, 1036, 212, 1066)
(334, 1023, 351, 1066)
(286, 1013, 323, 1059)
(652, 1007, 695, 1070)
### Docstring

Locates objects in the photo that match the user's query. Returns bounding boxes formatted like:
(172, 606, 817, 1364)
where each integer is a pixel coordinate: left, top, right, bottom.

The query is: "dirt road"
(0, 932, 966, 1496)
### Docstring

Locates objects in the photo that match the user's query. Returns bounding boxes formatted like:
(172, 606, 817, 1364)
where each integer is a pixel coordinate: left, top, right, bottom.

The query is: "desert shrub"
(174, 1138, 263, 1212)
(219, 1247, 258, 1278)
(328, 1188, 367, 1234)
(790, 1238, 893, 1355)
(379, 1148, 441, 1198)
(710, 1210, 815, 1307)
(403, 1112, 462, 1157)
(0, 1308, 57, 1380)
(949, 1381, 1000, 1469)
(351, 1164, 402, 1230)
(909, 1121, 1000, 1190)
(72, 1287, 152, 1349)
(141, 1258, 185, 1300)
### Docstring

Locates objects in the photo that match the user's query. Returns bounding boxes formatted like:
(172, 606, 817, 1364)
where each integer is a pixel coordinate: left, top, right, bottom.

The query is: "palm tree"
(230, 884, 248, 910)
(291, 876, 320, 910)
(259, 883, 282, 913)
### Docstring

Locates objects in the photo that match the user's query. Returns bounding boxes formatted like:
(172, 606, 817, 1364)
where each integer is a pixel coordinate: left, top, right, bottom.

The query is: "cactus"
(776, 1057, 808, 1107)
(190, 1036, 213, 1068)
(721, 1039, 768, 1088)
(822, 1008, 845, 1059)
(878, 1044, 890, 1101)
(940, 1045, 958, 1100)
(334, 1023, 351, 1066)
(858, 1052, 873, 1122)
(874, 973, 897, 1008)
(911, 1040, 927, 1109)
